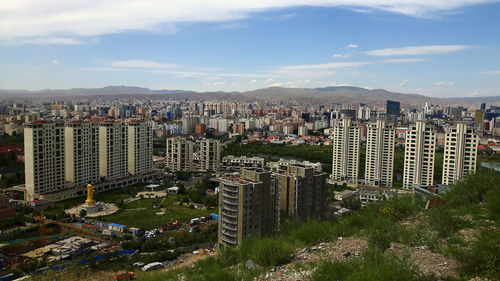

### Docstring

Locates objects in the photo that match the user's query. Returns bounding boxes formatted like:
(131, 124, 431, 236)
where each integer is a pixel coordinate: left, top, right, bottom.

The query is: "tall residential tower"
(403, 121, 436, 189)
(442, 122, 479, 185)
(331, 118, 360, 183)
(365, 119, 395, 187)
(24, 122, 66, 201)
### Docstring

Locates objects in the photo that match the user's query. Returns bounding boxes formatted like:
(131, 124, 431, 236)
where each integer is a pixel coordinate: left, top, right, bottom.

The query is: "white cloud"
(397, 80, 408, 86)
(279, 57, 425, 71)
(82, 67, 126, 71)
(0, 37, 83, 45)
(281, 61, 370, 70)
(108, 60, 178, 69)
(250, 79, 258, 83)
(332, 52, 351, 58)
(380, 58, 428, 63)
(269, 82, 283, 87)
(52, 59, 59, 64)
(0, 1, 495, 42)
(329, 81, 352, 87)
(365, 45, 472, 56)
(480, 70, 500, 74)
(434, 81, 454, 85)
(347, 44, 358, 48)
(216, 22, 249, 29)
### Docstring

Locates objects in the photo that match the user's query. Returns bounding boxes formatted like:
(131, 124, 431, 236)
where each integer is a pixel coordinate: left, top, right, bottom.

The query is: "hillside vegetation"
(136, 171, 499, 281)
(26, 171, 499, 281)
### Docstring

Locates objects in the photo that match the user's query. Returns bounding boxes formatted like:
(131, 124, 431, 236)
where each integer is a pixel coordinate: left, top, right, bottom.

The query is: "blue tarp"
(43, 249, 138, 271)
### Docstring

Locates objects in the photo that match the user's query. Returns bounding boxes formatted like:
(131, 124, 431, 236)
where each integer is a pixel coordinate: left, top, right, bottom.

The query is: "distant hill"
(0, 86, 197, 97)
(1, 85, 499, 107)
(240, 86, 500, 107)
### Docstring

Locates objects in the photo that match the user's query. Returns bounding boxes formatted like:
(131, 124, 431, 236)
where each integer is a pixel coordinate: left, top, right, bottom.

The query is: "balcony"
(222, 191, 238, 200)
(222, 222, 238, 232)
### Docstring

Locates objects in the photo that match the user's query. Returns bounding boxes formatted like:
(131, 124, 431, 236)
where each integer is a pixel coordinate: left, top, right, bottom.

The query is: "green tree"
(79, 209, 87, 218)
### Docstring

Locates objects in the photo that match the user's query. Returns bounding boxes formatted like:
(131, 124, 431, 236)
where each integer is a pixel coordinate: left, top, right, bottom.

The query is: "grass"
(43, 184, 148, 219)
(311, 248, 433, 281)
(100, 195, 217, 229)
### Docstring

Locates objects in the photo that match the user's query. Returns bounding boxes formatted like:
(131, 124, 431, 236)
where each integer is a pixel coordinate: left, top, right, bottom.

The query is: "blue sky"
(1, 0, 500, 97)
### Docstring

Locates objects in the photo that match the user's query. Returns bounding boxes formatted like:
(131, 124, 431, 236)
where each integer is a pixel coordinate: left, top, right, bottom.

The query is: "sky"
(1, 0, 500, 97)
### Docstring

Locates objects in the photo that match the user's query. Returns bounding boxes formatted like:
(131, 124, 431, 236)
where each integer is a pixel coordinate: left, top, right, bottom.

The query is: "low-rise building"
(221, 155, 265, 171)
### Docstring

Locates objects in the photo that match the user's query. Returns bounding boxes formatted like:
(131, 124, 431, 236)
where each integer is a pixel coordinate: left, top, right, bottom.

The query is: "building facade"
(442, 122, 479, 185)
(128, 121, 153, 176)
(331, 118, 360, 183)
(199, 139, 221, 172)
(221, 155, 265, 171)
(365, 119, 395, 187)
(274, 164, 326, 220)
(24, 122, 66, 201)
(99, 122, 129, 180)
(218, 168, 277, 246)
(403, 121, 436, 189)
(165, 137, 194, 172)
(65, 122, 100, 186)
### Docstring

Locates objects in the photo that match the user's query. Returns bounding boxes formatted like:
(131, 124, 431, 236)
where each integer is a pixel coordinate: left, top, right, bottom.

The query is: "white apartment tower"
(199, 139, 221, 172)
(165, 137, 194, 172)
(403, 121, 436, 189)
(24, 122, 66, 200)
(331, 118, 360, 183)
(128, 121, 153, 175)
(442, 122, 479, 185)
(365, 119, 395, 187)
(65, 122, 99, 186)
(99, 122, 129, 180)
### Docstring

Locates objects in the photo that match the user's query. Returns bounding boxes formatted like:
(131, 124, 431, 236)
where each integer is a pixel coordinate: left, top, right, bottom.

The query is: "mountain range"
(1, 86, 499, 107)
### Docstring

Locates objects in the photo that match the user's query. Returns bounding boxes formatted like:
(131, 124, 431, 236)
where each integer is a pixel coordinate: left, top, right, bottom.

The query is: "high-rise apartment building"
(165, 137, 194, 172)
(199, 139, 221, 172)
(442, 122, 478, 185)
(128, 120, 153, 176)
(24, 122, 66, 201)
(182, 115, 199, 134)
(99, 122, 129, 180)
(274, 164, 326, 220)
(386, 100, 400, 125)
(65, 122, 99, 186)
(218, 168, 277, 246)
(386, 100, 400, 116)
(331, 118, 360, 183)
(365, 119, 395, 187)
(403, 121, 436, 189)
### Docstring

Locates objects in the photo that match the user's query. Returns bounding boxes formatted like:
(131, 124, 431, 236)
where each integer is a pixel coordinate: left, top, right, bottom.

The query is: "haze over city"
(1, 0, 500, 97)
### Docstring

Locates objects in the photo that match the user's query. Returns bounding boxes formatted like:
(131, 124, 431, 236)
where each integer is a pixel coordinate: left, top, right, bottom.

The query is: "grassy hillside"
(135, 170, 499, 281)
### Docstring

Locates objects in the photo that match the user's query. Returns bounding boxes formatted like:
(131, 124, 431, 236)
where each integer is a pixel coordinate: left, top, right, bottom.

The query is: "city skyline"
(1, 1, 500, 97)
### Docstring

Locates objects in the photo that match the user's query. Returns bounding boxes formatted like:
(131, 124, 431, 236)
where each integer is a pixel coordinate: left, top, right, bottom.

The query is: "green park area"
(100, 195, 217, 230)
(44, 184, 218, 230)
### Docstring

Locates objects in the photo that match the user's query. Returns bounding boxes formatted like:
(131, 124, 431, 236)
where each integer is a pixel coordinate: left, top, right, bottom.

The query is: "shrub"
(451, 230, 500, 279)
(427, 206, 467, 238)
(217, 245, 242, 267)
(240, 237, 294, 267)
(444, 171, 500, 206)
(365, 216, 399, 251)
(312, 249, 431, 281)
(283, 220, 337, 246)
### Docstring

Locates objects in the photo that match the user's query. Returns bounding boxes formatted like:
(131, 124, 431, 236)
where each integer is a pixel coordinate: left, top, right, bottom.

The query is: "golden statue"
(85, 183, 95, 205)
